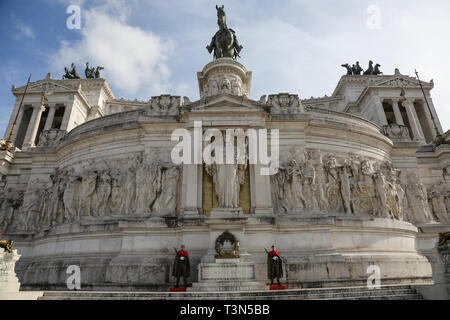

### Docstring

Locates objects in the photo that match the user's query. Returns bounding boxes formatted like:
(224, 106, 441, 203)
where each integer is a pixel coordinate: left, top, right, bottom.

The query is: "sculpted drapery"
(0, 153, 181, 233)
(271, 148, 446, 225)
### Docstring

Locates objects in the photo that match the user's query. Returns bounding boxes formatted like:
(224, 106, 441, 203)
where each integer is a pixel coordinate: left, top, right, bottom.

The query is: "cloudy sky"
(1, 0, 449, 135)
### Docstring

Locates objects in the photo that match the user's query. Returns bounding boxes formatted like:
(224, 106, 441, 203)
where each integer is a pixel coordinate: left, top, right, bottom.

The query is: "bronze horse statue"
(206, 5, 243, 60)
(85, 62, 104, 79)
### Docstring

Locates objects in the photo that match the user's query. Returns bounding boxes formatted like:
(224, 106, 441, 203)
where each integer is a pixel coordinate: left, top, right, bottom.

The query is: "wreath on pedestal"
(215, 230, 240, 259)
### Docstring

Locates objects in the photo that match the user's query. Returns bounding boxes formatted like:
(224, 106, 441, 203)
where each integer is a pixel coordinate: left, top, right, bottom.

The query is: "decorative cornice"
(332, 74, 433, 98)
(13, 78, 115, 100)
(184, 93, 266, 111)
(109, 98, 150, 106)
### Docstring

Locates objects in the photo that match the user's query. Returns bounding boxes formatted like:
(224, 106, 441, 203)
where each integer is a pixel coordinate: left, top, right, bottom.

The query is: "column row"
(375, 94, 429, 143)
(16, 103, 66, 149)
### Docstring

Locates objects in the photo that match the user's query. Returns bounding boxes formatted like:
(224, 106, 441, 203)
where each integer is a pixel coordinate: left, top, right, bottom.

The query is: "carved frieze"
(201, 74, 247, 98)
(267, 94, 305, 114)
(382, 124, 411, 141)
(37, 129, 67, 147)
(271, 147, 446, 225)
(146, 95, 181, 116)
(0, 153, 181, 233)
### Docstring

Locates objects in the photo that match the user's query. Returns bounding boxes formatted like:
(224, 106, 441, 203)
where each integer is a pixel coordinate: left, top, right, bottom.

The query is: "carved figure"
(205, 146, 247, 208)
(405, 172, 434, 224)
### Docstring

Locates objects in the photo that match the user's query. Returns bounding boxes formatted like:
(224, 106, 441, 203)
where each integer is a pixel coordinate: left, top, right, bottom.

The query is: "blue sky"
(1, 0, 450, 136)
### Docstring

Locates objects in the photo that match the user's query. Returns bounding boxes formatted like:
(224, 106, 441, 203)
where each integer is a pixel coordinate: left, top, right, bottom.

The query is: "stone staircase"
(38, 284, 424, 300)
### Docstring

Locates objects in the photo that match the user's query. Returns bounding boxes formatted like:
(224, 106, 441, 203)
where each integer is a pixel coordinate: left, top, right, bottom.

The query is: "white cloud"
(14, 17, 35, 39)
(50, 5, 173, 99)
(19, 24, 35, 39)
(48, 1, 450, 131)
(234, 3, 450, 131)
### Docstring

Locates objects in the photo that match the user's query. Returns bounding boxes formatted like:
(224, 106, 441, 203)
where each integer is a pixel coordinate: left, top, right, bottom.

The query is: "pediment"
(187, 94, 267, 113)
(13, 80, 76, 94)
(373, 76, 431, 88)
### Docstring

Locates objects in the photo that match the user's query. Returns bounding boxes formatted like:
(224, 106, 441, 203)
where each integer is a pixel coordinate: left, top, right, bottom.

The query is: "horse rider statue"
(206, 5, 243, 60)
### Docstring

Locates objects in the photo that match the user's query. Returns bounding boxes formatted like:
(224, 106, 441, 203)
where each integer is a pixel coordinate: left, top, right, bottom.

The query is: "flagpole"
(3, 74, 32, 152)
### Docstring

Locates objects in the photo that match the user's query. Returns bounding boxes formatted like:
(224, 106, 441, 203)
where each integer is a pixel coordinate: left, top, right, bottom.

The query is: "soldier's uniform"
(172, 246, 190, 288)
(267, 246, 283, 285)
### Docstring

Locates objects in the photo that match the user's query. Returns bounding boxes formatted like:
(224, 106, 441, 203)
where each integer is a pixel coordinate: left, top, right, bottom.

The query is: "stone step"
(38, 284, 415, 295)
(38, 285, 416, 297)
(38, 293, 424, 301)
(39, 288, 415, 299)
(38, 285, 424, 300)
(333, 294, 424, 300)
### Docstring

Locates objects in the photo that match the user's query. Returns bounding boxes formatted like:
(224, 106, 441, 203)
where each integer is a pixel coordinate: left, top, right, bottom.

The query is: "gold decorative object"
(0, 240, 14, 253)
(215, 230, 240, 259)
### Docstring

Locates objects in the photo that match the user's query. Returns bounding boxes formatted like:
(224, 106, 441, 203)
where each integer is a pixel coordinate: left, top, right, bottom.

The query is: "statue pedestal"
(190, 258, 265, 292)
(210, 207, 243, 218)
(0, 248, 43, 300)
(0, 249, 21, 293)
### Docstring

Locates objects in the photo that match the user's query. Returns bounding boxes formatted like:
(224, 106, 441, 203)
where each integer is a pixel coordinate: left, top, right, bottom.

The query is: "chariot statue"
(63, 63, 81, 79)
(85, 62, 104, 79)
(206, 5, 243, 60)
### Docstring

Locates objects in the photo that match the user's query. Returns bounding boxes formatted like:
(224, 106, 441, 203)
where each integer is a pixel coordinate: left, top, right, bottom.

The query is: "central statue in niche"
(206, 5, 243, 60)
(205, 145, 247, 209)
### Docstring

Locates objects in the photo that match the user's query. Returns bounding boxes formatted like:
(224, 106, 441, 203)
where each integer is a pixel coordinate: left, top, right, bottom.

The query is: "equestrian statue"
(206, 5, 243, 60)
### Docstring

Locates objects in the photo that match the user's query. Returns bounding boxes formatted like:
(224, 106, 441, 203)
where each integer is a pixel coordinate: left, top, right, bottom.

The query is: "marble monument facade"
(0, 58, 449, 297)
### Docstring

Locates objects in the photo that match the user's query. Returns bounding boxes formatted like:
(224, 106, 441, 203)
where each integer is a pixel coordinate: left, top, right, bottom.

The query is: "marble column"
(425, 95, 443, 134)
(372, 94, 388, 126)
(250, 164, 273, 215)
(11, 107, 25, 142)
(391, 99, 405, 126)
(181, 126, 201, 216)
(181, 164, 201, 216)
(22, 104, 46, 148)
(43, 104, 57, 130)
(410, 100, 426, 141)
(60, 103, 72, 131)
(402, 99, 425, 142)
(418, 98, 438, 140)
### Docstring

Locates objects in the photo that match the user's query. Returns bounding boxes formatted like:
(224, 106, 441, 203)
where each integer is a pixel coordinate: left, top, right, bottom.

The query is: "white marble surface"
(0, 60, 448, 298)
(0, 249, 21, 293)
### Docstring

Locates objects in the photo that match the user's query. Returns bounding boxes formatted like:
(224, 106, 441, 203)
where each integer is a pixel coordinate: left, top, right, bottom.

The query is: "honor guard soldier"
(267, 245, 283, 286)
(172, 245, 190, 288)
